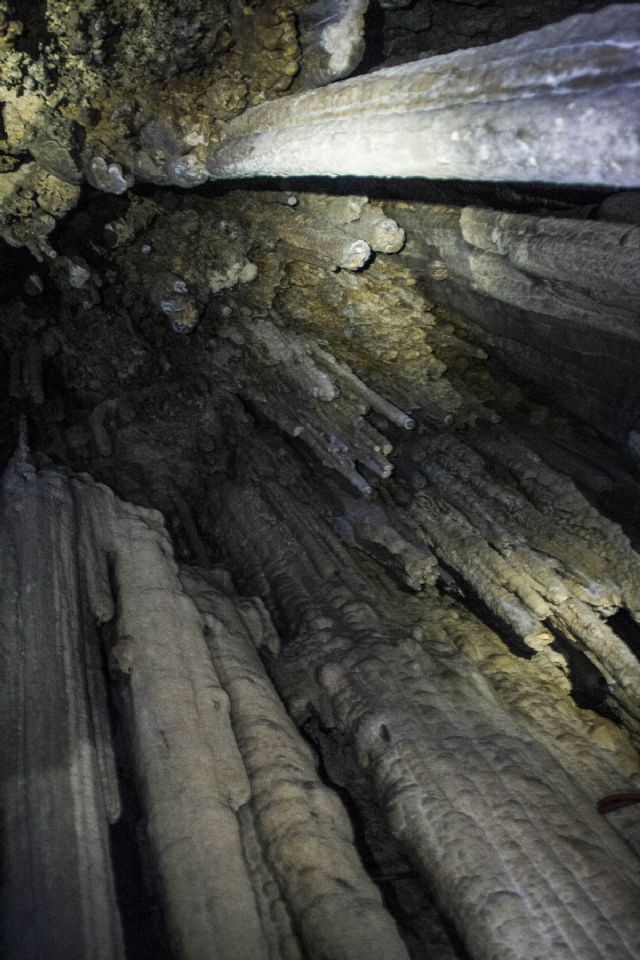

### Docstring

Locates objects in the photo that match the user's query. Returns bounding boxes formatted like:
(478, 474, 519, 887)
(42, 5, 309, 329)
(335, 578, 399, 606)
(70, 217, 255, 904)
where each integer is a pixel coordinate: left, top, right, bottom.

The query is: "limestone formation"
(295, 0, 369, 89)
(391, 201, 640, 451)
(1, 451, 408, 960)
(212, 473, 640, 960)
(207, 6, 640, 187)
(2, 3, 640, 959)
(0, 443, 125, 960)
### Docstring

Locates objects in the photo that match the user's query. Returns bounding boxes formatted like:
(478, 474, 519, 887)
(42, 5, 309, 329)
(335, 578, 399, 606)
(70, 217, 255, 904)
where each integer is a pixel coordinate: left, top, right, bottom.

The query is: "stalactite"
(221, 314, 413, 493)
(391, 200, 640, 446)
(399, 426, 640, 734)
(0, 448, 125, 960)
(209, 470, 640, 960)
(206, 7, 640, 186)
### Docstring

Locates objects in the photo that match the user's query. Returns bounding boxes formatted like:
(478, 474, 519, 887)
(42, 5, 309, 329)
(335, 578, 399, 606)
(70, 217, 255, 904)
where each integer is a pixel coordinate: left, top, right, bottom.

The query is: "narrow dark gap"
(99, 622, 175, 960)
(144, 173, 616, 219)
(0, 241, 34, 302)
(607, 609, 640, 661)
(6, 0, 51, 58)
(298, 717, 380, 875)
(351, 0, 387, 75)
(297, 713, 471, 960)
(437, 561, 536, 660)
(546, 627, 620, 724)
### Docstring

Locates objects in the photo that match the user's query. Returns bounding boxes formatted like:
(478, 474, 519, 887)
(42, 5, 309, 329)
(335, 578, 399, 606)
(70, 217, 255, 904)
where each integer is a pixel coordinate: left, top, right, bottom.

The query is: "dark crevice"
(437, 560, 536, 659)
(607, 609, 640, 662)
(351, 0, 387, 75)
(99, 622, 175, 960)
(0, 240, 35, 302)
(136, 173, 618, 221)
(298, 713, 471, 960)
(547, 628, 620, 723)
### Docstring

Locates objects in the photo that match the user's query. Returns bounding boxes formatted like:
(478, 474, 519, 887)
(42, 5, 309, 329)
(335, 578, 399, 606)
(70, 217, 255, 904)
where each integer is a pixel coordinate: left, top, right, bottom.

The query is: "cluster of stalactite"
(2, 4, 640, 959)
(390, 201, 640, 463)
(2, 180, 640, 958)
(3, 419, 640, 960)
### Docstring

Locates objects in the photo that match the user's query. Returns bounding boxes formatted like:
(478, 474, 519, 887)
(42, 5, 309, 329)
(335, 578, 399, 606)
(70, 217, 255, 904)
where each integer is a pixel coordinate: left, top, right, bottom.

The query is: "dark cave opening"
(608, 609, 640, 662)
(548, 629, 620, 723)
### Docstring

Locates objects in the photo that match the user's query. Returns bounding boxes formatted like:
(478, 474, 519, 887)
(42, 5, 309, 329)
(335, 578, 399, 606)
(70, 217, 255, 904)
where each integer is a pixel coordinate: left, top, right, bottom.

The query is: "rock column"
(207, 6, 640, 187)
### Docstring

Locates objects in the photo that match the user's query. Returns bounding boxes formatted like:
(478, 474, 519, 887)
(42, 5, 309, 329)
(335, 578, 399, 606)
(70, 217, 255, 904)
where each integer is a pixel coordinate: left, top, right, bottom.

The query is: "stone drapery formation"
(0, 441, 124, 959)
(0, 449, 407, 960)
(206, 5, 640, 187)
(3, 443, 640, 960)
(2, 2, 640, 959)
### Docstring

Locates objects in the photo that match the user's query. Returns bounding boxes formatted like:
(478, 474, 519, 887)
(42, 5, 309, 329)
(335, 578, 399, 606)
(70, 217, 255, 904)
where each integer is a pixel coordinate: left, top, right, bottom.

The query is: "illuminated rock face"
(207, 6, 640, 186)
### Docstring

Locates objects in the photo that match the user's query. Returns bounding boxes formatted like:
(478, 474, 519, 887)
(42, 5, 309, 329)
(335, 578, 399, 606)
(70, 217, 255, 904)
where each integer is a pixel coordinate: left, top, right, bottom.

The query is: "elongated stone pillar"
(0, 444, 125, 960)
(207, 5, 640, 187)
(0, 450, 410, 960)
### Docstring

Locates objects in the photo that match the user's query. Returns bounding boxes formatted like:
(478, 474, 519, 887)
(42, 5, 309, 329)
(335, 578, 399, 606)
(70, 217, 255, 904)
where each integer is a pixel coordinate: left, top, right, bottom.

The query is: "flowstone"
(0, 448, 407, 960)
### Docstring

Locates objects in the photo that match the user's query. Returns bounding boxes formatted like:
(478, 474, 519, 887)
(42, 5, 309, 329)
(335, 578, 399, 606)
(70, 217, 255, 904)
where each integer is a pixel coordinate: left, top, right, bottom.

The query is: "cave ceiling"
(1, 2, 640, 959)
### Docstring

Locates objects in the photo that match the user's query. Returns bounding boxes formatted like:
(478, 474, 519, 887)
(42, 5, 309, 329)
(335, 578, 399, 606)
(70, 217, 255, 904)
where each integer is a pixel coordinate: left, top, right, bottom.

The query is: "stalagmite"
(207, 6, 640, 187)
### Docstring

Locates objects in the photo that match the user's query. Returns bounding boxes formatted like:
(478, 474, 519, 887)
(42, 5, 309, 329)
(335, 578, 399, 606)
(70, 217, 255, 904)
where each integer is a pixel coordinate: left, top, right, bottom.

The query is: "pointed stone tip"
(18, 414, 30, 460)
(2, 415, 36, 489)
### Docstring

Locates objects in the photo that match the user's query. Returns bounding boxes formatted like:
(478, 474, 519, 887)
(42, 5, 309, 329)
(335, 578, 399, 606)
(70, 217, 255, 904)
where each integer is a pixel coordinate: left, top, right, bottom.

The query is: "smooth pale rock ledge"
(206, 6, 640, 187)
